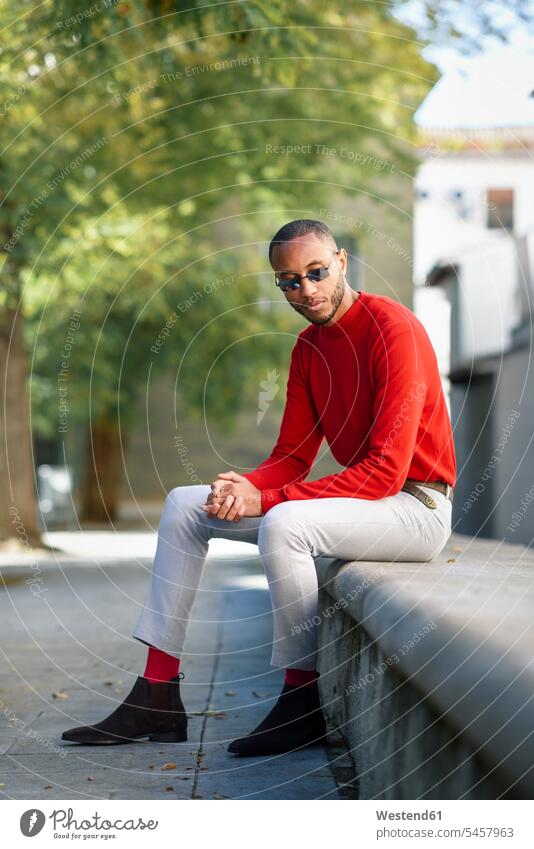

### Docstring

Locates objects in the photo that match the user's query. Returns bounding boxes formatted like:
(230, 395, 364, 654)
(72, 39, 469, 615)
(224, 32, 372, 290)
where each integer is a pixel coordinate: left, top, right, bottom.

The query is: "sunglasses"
(274, 249, 339, 292)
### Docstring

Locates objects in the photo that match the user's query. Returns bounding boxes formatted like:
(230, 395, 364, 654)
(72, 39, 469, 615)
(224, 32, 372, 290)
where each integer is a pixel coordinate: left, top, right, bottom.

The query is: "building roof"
(415, 48, 534, 132)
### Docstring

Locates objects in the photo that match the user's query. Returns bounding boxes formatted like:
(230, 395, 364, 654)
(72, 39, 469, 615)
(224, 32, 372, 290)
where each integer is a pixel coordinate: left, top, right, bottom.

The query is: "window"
(415, 187, 429, 200)
(486, 188, 514, 231)
(450, 188, 470, 219)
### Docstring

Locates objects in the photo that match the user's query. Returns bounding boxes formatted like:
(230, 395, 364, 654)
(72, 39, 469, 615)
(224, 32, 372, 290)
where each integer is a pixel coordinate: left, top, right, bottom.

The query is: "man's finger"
(215, 484, 235, 499)
(215, 471, 242, 482)
(202, 501, 219, 514)
(202, 493, 225, 512)
(225, 495, 242, 522)
(218, 494, 237, 520)
(210, 481, 233, 498)
(233, 501, 246, 522)
(207, 488, 228, 501)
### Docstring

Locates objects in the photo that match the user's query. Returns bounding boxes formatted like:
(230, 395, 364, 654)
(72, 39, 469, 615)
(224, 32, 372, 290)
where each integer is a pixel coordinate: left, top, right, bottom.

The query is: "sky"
(394, 0, 534, 73)
(392, 1, 534, 127)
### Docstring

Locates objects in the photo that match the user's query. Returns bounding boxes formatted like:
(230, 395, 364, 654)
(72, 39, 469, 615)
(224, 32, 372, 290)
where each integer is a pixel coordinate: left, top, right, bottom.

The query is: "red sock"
(143, 646, 181, 683)
(284, 668, 318, 687)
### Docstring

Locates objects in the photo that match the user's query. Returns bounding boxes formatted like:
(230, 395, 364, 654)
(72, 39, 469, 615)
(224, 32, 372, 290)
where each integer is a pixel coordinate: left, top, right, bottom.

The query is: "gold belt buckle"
(402, 481, 437, 510)
(422, 490, 437, 509)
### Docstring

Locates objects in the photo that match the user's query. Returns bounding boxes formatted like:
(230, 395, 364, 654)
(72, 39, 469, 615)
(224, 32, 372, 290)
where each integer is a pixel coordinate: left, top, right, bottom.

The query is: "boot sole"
(227, 731, 328, 757)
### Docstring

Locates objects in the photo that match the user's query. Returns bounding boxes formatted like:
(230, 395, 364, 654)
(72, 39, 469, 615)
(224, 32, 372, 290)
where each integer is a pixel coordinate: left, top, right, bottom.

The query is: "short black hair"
(268, 219, 336, 265)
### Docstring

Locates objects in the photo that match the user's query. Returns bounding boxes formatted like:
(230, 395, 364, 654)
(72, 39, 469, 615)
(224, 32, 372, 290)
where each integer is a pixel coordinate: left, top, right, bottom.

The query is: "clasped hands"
(201, 471, 262, 522)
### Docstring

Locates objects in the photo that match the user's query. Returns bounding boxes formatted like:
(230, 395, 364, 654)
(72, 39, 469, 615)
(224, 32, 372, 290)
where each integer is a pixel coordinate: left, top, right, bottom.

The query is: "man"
(62, 219, 456, 756)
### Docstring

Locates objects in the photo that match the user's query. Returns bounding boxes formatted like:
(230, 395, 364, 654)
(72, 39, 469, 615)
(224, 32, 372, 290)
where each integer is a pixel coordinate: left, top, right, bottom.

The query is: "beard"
(291, 270, 345, 326)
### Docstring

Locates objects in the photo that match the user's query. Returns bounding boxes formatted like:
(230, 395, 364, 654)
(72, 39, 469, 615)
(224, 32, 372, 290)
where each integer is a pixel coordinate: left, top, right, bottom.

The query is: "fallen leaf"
(52, 691, 69, 700)
(212, 792, 229, 799)
(224, 691, 236, 697)
(43, 785, 52, 789)
(86, 776, 94, 782)
(104, 681, 114, 687)
(165, 786, 174, 792)
(189, 709, 226, 718)
(252, 691, 268, 698)
(148, 765, 155, 769)
(161, 763, 176, 770)
(446, 558, 456, 563)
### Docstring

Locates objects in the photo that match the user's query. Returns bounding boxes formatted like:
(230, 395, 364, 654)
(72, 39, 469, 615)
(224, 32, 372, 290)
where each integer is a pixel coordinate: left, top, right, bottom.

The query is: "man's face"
(271, 232, 347, 325)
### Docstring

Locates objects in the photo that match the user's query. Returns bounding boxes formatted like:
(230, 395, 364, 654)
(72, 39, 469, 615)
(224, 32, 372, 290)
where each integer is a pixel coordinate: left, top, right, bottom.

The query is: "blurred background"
(1, 0, 533, 550)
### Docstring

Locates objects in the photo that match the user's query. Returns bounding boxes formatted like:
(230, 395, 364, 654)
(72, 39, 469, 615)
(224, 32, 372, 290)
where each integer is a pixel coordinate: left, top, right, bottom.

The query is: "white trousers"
(132, 484, 452, 670)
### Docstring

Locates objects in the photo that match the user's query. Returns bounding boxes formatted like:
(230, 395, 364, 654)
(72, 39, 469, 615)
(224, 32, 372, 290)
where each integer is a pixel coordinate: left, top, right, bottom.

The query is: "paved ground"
(0, 536, 354, 800)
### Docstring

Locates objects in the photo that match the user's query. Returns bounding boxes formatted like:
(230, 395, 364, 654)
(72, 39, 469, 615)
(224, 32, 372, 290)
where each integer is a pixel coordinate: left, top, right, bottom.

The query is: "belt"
(401, 478, 454, 510)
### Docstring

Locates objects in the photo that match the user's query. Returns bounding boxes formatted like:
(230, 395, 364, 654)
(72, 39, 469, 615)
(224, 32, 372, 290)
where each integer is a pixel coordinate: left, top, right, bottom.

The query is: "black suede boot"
(61, 674, 187, 745)
(227, 679, 327, 756)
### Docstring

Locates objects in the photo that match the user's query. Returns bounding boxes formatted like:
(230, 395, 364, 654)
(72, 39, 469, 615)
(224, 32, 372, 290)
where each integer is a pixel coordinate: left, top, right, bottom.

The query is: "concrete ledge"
(315, 533, 534, 799)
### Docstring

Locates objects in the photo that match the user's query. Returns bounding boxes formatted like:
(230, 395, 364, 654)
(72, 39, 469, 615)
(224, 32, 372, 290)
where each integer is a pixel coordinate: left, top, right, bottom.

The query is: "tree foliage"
(1, 0, 527, 529)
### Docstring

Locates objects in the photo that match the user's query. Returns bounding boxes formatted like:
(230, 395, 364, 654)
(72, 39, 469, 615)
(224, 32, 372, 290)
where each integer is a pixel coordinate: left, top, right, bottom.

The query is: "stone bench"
(315, 532, 534, 799)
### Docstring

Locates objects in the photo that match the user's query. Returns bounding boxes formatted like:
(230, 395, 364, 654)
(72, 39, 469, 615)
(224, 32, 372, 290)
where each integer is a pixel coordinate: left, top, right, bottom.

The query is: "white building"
(411, 48, 534, 545)
(413, 48, 534, 378)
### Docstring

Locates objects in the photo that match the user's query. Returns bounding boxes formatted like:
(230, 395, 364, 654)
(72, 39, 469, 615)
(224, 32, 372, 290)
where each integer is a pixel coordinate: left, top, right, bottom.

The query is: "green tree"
(2, 0, 528, 536)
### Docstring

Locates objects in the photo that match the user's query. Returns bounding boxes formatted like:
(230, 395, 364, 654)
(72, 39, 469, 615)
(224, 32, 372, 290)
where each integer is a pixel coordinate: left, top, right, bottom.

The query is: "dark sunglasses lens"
(278, 277, 300, 291)
(277, 260, 332, 289)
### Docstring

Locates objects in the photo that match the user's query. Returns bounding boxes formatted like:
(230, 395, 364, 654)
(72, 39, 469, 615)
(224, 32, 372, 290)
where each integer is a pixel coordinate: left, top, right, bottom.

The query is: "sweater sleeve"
(241, 337, 323, 513)
(264, 326, 427, 506)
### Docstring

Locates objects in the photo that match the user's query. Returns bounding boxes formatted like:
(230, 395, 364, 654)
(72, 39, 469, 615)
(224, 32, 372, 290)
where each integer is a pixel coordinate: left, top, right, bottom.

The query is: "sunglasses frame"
(274, 249, 340, 292)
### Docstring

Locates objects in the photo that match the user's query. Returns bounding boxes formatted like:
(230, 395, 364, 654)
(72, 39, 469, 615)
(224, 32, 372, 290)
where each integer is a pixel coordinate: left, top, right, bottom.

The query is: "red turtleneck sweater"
(242, 290, 456, 514)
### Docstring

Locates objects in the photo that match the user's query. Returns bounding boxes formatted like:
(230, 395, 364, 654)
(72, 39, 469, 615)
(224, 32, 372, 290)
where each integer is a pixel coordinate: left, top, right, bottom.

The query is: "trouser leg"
(133, 483, 451, 672)
(257, 488, 452, 670)
(132, 484, 260, 658)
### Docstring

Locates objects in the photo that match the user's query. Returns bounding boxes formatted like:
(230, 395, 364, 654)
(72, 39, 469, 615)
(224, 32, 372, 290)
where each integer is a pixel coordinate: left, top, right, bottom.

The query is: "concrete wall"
(451, 342, 534, 546)
(317, 606, 503, 799)
(314, 542, 534, 800)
